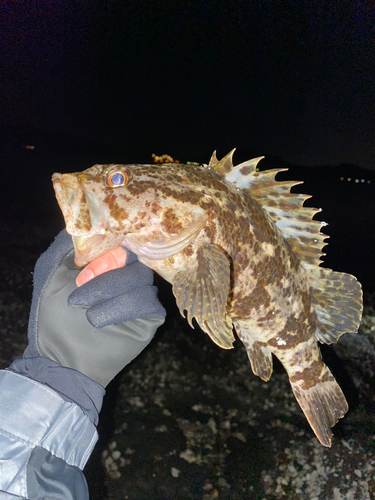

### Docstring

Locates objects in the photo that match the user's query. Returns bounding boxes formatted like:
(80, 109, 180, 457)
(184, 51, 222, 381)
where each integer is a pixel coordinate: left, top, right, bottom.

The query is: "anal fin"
(246, 340, 273, 381)
(235, 326, 273, 381)
(172, 243, 235, 349)
(290, 364, 348, 447)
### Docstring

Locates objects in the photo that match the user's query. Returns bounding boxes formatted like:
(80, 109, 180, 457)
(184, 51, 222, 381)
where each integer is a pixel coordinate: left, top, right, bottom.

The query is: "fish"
(52, 150, 363, 446)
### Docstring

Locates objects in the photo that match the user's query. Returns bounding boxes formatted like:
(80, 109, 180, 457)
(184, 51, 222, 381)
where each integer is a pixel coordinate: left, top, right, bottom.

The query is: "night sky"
(2, 1, 374, 168)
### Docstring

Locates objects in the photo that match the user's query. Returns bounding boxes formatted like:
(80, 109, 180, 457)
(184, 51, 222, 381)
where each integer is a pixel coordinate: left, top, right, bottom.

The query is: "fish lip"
(72, 234, 91, 267)
(52, 172, 62, 181)
(72, 234, 91, 252)
(52, 176, 77, 235)
(71, 232, 125, 268)
(71, 233, 102, 267)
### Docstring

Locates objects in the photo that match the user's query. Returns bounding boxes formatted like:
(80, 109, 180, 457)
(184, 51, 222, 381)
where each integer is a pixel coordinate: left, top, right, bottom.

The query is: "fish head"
(52, 163, 210, 267)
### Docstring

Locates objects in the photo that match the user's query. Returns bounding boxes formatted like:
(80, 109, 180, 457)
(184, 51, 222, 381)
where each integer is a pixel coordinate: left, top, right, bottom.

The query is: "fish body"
(52, 150, 363, 446)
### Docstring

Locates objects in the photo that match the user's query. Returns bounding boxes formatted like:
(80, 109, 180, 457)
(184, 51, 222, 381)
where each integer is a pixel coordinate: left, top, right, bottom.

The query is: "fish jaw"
(52, 172, 104, 235)
(71, 233, 124, 267)
(52, 171, 124, 266)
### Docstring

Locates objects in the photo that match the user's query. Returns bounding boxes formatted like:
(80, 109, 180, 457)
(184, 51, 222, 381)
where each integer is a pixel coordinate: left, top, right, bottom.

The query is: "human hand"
(76, 246, 128, 286)
(24, 230, 165, 387)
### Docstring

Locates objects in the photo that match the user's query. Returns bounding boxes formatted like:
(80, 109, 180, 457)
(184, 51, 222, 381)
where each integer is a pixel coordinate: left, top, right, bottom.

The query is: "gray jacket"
(0, 357, 105, 500)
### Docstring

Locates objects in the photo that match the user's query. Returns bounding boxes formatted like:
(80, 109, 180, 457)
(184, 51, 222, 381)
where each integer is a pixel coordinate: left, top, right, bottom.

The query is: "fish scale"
(52, 150, 363, 447)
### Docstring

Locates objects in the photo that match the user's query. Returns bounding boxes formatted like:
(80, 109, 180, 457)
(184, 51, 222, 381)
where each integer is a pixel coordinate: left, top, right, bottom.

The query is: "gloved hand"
(23, 230, 166, 387)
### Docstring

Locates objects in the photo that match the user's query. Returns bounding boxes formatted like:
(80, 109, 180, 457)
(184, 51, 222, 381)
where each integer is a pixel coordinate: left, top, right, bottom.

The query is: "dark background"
(1, 1, 375, 289)
(1, 1, 374, 166)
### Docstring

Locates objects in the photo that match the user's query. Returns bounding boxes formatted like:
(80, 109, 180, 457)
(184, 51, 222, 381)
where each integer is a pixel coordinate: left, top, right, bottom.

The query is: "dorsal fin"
(233, 167, 328, 266)
(209, 151, 328, 267)
(206, 150, 363, 344)
(208, 149, 236, 176)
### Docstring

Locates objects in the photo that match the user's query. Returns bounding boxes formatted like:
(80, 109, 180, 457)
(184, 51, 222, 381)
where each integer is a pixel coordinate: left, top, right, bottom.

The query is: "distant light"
(347, 177, 351, 181)
(340, 176, 344, 181)
(355, 179, 359, 183)
(23, 145, 35, 150)
(361, 179, 365, 183)
(368, 180, 371, 184)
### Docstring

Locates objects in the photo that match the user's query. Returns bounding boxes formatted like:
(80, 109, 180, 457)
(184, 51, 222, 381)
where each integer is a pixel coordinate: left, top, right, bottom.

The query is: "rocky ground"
(1, 214, 374, 500)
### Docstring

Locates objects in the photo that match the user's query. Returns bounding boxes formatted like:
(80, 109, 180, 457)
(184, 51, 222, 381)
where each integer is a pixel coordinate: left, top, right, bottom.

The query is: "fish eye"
(107, 170, 128, 187)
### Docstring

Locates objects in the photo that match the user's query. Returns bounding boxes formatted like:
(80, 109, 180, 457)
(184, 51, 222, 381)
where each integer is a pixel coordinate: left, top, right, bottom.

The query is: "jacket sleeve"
(0, 361, 104, 500)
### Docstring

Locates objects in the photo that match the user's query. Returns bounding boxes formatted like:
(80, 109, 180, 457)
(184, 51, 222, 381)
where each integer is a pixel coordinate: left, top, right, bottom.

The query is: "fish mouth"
(71, 233, 123, 268)
(52, 171, 123, 267)
(72, 234, 99, 268)
(52, 171, 104, 234)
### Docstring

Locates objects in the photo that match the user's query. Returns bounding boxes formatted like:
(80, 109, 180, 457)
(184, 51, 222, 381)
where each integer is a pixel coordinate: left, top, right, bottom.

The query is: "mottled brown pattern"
(232, 278, 272, 318)
(290, 358, 331, 390)
(74, 205, 91, 231)
(126, 180, 158, 197)
(161, 208, 184, 235)
(104, 194, 130, 222)
(240, 165, 253, 175)
(72, 191, 92, 232)
(151, 202, 162, 215)
(182, 244, 194, 257)
(203, 218, 217, 241)
(257, 308, 277, 324)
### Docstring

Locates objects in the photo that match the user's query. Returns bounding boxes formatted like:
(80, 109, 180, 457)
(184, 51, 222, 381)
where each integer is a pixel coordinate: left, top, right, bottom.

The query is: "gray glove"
(24, 230, 166, 387)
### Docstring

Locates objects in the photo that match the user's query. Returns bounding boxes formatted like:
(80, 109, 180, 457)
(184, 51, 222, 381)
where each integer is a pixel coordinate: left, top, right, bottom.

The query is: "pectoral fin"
(172, 243, 235, 349)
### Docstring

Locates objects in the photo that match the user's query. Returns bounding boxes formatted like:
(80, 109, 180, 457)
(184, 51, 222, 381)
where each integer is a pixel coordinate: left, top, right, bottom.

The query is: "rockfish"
(52, 150, 363, 446)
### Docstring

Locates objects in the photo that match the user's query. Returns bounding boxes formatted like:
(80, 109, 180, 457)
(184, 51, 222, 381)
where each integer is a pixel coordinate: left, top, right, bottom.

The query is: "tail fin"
(290, 365, 348, 447)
